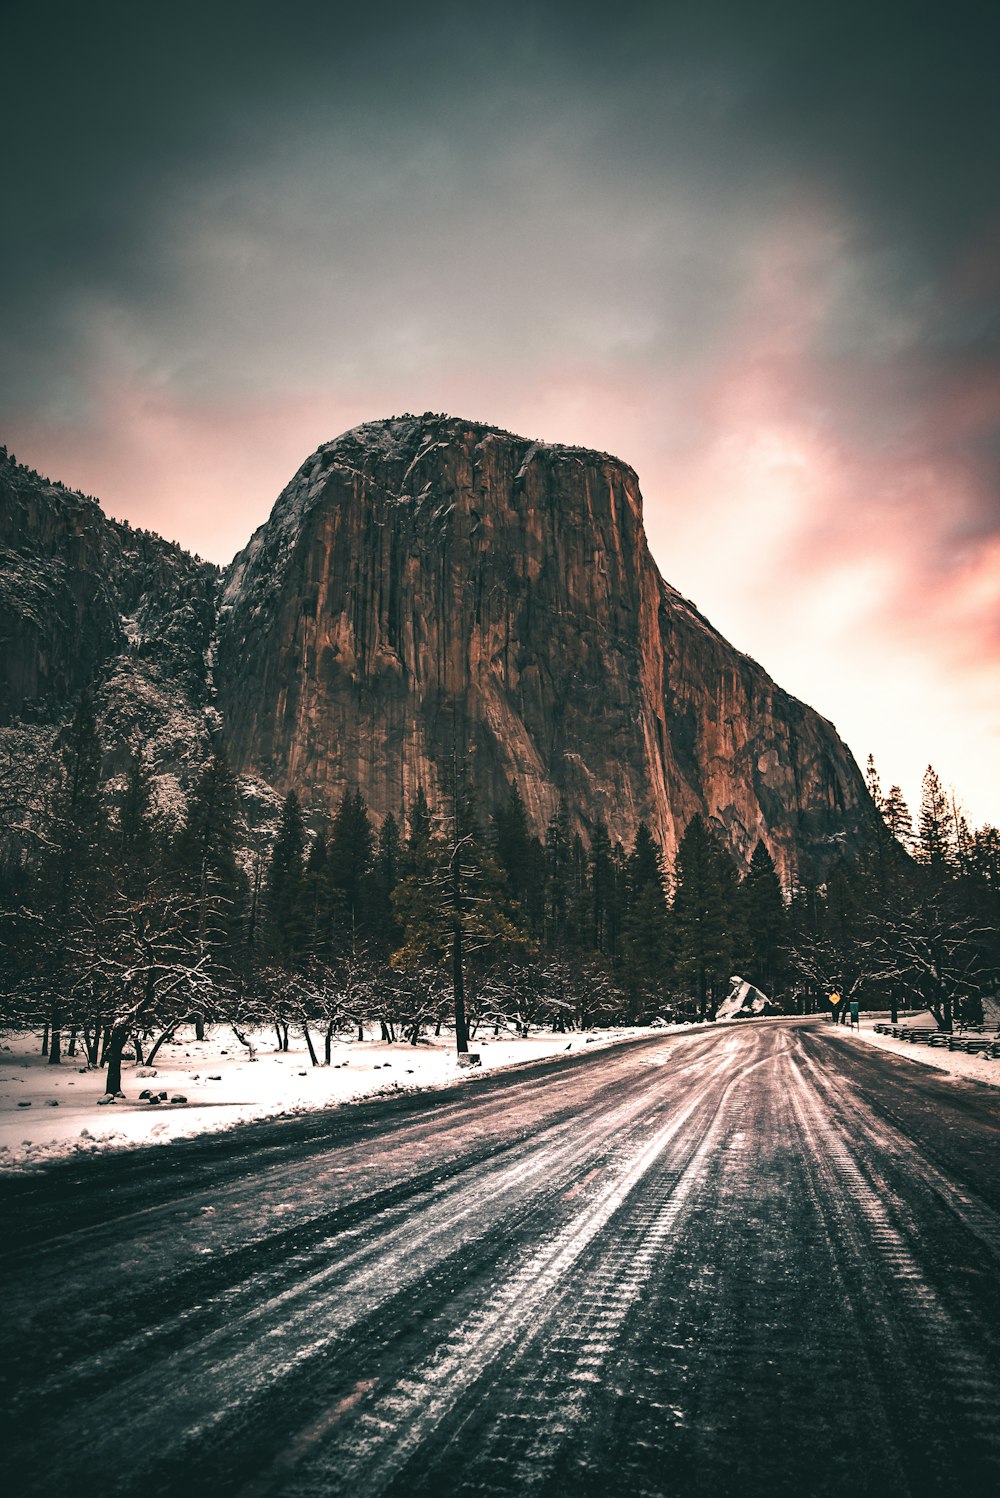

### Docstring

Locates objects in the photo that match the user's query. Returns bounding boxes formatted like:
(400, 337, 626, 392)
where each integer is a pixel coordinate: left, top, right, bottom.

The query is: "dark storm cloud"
(3, 0, 999, 820)
(5, 0, 997, 391)
(5, 1, 997, 382)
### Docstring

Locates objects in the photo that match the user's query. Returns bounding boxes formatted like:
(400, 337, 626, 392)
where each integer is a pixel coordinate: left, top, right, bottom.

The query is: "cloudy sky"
(3, 0, 998, 825)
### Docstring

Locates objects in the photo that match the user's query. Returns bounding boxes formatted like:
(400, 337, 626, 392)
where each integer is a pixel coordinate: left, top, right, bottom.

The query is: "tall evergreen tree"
(622, 822, 669, 1014)
(42, 688, 107, 1061)
(882, 785, 914, 849)
(369, 812, 402, 958)
(117, 747, 156, 895)
(917, 765, 953, 870)
(590, 820, 618, 957)
(543, 798, 572, 951)
(266, 791, 307, 964)
(172, 746, 245, 1030)
(324, 789, 375, 945)
(671, 815, 733, 1020)
(739, 839, 786, 997)
(494, 783, 545, 934)
(301, 825, 328, 955)
(865, 754, 886, 818)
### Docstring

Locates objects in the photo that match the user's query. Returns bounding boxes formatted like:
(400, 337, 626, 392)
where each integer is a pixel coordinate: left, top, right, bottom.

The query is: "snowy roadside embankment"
(0, 1022, 677, 1172)
(827, 1006, 1000, 1090)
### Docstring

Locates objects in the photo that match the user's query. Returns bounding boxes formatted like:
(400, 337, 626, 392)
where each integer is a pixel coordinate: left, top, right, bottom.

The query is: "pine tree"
(393, 793, 451, 968)
(359, 812, 401, 961)
(568, 832, 590, 955)
(622, 822, 669, 1015)
(302, 825, 328, 955)
(42, 688, 107, 1061)
(404, 787, 433, 870)
(172, 746, 245, 1031)
(590, 820, 618, 957)
(882, 786, 914, 849)
(543, 798, 572, 951)
(266, 791, 307, 965)
(739, 840, 786, 998)
(117, 747, 156, 895)
(671, 815, 734, 1020)
(917, 765, 953, 870)
(494, 783, 545, 934)
(865, 754, 886, 818)
(324, 789, 375, 946)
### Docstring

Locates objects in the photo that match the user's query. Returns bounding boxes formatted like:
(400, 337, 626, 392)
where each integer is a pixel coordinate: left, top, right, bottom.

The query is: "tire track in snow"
(248, 1032, 786, 1496)
(6, 1035, 736, 1496)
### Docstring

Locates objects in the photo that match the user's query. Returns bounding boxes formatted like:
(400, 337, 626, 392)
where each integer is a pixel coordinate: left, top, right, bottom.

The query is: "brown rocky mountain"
(216, 414, 875, 881)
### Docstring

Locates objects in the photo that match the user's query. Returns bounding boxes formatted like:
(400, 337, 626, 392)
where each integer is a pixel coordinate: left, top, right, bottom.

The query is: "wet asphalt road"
(2, 1019, 1000, 1498)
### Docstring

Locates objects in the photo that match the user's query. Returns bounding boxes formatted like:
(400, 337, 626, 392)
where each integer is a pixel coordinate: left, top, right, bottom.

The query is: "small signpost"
(829, 992, 842, 1023)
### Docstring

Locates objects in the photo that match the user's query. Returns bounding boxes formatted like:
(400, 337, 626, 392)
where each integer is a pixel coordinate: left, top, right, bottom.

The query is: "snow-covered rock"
(716, 976, 778, 1022)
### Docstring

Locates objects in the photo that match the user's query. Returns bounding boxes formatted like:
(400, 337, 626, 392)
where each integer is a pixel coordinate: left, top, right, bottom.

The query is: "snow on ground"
(18, 1007, 987, 1173)
(829, 1003, 1000, 1090)
(0, 1022, 673, 1173)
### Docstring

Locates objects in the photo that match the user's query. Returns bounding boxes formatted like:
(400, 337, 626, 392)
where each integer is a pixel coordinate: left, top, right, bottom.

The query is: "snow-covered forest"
(1, 678, 997, 1099)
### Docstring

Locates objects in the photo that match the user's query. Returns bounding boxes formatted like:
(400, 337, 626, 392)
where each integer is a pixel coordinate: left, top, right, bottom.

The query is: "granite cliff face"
(217, 415, 874, 880)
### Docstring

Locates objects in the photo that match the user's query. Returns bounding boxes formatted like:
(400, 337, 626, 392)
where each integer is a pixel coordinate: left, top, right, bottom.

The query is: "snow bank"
(830, 1009, 1000, 1090)
(0, 1022, 669, 1173)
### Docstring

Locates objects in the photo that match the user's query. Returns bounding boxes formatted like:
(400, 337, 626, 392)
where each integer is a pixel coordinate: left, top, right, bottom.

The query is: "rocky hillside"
(216, 415, 876, 880)
(0, 449, 219, 792)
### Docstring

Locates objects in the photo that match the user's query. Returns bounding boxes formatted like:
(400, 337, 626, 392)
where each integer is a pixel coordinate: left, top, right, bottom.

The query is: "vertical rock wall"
(217, 415, 874, 881)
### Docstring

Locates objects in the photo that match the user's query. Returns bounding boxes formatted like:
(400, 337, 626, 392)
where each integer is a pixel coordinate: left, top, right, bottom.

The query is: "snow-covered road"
(2, 1019, 999, 1497)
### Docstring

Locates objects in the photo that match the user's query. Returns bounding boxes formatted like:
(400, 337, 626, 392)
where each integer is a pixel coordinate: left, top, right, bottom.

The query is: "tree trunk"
(450, 822, 470, 1054)
(194, 1015, 206, 1041)
(453, 920, 469, 1054)
(302, 1022, 319, 1067)
(133, 1035, 145, 1065)
(324, 1021, 335, 1065)
(68, 1028, 78, 1057)
(231, 1024, 256, 1059)
(41, 1024, 49, 1054)
(104, 1027, 129, 1096)
(357, 1021, 365, 1041)
(147, 1025, 180, 1066)
(49, 1016, 62, 1064)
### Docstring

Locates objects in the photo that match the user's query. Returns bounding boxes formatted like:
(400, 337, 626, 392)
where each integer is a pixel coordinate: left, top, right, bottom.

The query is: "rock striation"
(216, 415, 875, 881)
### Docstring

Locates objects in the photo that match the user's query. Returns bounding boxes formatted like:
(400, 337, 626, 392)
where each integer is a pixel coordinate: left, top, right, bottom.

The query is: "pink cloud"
(9, 208, 1000, 827)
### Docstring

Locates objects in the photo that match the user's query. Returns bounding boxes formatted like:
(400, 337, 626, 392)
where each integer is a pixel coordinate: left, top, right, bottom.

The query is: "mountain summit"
(213, 414, 872, 879)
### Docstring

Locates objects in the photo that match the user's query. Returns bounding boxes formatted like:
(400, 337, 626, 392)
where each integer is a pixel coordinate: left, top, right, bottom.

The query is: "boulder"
(717, 976, 781, 1022)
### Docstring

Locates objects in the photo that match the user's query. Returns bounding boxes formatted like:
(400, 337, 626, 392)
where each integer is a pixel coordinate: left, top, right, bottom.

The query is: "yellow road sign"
(829, 992, 842, 1005)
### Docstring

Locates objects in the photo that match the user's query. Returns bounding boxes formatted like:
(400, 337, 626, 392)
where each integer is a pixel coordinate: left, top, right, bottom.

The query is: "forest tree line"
(1, 689, 998, 1089)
